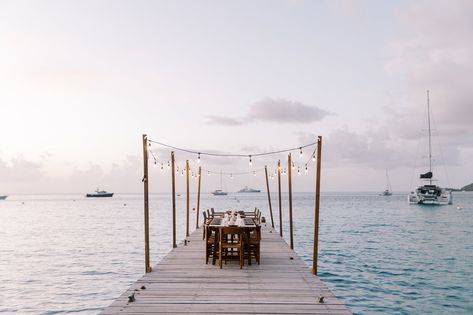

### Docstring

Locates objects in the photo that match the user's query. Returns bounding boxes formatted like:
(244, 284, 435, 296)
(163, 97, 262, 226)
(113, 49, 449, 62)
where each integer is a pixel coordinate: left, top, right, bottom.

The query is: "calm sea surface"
(1, 192, 472, 314)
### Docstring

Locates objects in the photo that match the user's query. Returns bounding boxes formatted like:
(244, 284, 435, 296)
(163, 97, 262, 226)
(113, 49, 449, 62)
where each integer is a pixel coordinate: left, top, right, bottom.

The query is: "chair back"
(211, 208, 215, 215)
(203, 211, 207, 221)
(220, 227, 243, 239)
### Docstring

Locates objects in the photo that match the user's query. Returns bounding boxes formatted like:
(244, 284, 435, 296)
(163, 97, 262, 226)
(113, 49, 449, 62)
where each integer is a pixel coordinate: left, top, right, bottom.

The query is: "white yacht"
(408, 91, 452, 205)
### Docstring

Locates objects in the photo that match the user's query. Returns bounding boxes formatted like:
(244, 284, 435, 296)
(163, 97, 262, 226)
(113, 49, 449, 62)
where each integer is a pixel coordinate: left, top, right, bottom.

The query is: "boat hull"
(408, 186, 452, 205)
(86, 193, 114, 197)
(0, 195, 7, 200)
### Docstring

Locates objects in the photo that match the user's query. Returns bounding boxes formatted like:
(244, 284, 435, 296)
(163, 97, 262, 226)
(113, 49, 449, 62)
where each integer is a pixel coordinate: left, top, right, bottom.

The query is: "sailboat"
(380, 170, 392, 196)
(211, 171, 228, 196)
(408, 91, 452, 205)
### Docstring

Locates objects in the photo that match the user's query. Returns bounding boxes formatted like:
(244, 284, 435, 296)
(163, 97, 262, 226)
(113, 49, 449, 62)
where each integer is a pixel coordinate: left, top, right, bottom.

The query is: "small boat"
(0, 195, 7, 200)
(86, 189, 114, 198)
(212, 171, 227, 196)
(380, 170, 392, 196)
(408, 91, 452, 206)
(238, 186, 261, 193)
(211, 189, 228, 196)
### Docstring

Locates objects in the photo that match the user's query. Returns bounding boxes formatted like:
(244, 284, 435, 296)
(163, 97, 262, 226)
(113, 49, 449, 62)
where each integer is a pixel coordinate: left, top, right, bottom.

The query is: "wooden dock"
(100, 225, 351, 314)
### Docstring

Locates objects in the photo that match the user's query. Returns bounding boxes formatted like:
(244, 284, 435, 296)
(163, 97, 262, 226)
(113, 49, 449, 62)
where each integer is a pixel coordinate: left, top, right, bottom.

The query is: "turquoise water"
(1, 192, 472, 314)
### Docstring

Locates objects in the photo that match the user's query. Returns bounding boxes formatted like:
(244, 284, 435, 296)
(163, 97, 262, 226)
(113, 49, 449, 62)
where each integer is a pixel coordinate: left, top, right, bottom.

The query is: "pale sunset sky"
(1, 0, 472, 194)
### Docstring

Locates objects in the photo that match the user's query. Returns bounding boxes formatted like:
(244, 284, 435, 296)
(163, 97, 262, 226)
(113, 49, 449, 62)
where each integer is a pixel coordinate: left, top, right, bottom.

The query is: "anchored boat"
(211, 171, 228, 196)
(237, 186, 261, 193)
(408, 91, 452, 205)
(86, 189, 114, 198)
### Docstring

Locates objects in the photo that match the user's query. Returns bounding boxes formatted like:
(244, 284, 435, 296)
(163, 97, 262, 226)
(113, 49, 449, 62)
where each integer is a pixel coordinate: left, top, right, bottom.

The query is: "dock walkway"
(101, 225, 351, 314)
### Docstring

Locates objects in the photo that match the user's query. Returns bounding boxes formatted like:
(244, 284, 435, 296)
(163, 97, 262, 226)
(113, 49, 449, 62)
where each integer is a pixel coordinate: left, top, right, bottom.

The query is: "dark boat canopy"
(420, 171, 433, 179)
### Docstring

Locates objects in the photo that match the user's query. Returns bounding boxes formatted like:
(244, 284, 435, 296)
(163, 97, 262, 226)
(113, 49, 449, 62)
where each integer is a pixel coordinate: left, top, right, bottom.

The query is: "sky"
(1, 0, 472, 194)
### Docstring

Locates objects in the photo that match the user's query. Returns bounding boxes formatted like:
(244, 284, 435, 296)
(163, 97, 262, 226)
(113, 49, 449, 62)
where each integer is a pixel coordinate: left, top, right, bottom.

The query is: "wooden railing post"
(186, 160, 190, 237)
(264, 166, 275, 228)
(171, 152, 177, 248)
(196, 166, 202, 229)
(288, 153, 294, 250)
(142, 134, 151, 273)
(278, 160, 282, 237)
(312, 136, 322, 275)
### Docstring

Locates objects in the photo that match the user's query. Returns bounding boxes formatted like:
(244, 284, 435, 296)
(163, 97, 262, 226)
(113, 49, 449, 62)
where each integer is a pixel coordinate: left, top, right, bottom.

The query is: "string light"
(297, 166, 301, 175)
(197, 152, 201, 163)
(160, 163, 164, 172)
(292, 162, 295, 170)
(207, 171, 210, 176)
(181, 170, 184, 176)
(299, 147, 303, 157)
(305, 165, 308, 173)
(312, 154, 316, 162)
(148, 139, 317, 158)
(249, 155, 252, 166)
(230, 173, 233, 180)
(154, 160, 157, 167)
(167, 161, 170, 169)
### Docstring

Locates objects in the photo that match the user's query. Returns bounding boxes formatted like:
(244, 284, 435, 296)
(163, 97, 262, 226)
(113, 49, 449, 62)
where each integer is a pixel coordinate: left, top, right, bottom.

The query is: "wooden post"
(288, 153, 294, 250)
(171, 152, 177, 248)
(264, 166, 275, 228)
(186, 160, 190, 237)
(196, 166, 202, 229)
(312, 136, 322, 275)
(142, 134, 152, 273)
(278, 160, 283, 237)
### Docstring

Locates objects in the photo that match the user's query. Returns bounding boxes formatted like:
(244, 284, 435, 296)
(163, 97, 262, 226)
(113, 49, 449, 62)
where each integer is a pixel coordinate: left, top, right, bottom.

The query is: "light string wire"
(148, 139, 318, 178)
(148, 139, 317, 158)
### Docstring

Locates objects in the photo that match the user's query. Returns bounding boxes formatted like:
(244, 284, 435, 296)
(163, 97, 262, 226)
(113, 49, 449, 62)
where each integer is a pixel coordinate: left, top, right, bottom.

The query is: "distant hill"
(462, 183, 473, 191)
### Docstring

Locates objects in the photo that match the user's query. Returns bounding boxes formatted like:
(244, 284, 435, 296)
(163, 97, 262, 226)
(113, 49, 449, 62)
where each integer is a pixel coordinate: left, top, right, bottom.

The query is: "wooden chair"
(206, 226, 218, 264)
(247, 225, 261, 265)
(203, 212, 211, 240)
(219, 227, 244, 269)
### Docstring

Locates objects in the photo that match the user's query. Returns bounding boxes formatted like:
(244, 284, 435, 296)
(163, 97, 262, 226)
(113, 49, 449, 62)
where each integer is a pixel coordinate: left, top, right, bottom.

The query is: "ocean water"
(1, 192, 472, 314)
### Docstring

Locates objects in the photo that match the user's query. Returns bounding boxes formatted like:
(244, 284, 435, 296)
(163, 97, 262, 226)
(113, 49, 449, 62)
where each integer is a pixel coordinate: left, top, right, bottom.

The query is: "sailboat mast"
(427, 90, 432, 185)
(220, 170, 223, 190)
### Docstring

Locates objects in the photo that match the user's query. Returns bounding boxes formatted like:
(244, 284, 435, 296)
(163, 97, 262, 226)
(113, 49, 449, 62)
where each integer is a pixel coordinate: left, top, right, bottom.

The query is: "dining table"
(208, 213, 258, 265)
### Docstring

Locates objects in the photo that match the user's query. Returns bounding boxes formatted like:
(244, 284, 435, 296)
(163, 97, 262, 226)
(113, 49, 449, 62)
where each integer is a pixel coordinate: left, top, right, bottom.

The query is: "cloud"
(207, 98, 331, 126)
(0, 157, 45, 183)
(386, 0, 473, 147)
(247, 98, 330, 123)
(206, 115, 242, 126)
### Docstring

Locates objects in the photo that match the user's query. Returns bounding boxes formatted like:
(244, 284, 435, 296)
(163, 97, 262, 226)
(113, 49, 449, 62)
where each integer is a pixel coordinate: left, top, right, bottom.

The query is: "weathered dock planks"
(100, 225, 351, 314)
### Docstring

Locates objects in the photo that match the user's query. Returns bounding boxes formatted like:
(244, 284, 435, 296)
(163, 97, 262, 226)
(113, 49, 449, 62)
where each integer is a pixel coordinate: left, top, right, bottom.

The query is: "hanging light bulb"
(230, 173, 233, 180)
(207, 170, 210, 176)
(297, 166, 301, 175)
(176, 166, 180, 174)
(305, 164, 308, 173)
(299, 147, 303, 157)
(148, 141, 151, 147)
(312, 153, 316, 162)
(292, 161, 295, 169)
(197, 152, 201, 163)
(160, 163, 164, 172)
(154, 160, 157, 167)
(167, 161, 170, 169)
(181, 170, 184, 176)
(249, 155, 252, 166)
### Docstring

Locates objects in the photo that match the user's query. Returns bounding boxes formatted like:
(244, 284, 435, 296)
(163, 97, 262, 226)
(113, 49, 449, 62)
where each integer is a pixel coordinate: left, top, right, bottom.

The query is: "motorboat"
(237, 186, 261, 193)
(86, 189, 114, 198)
